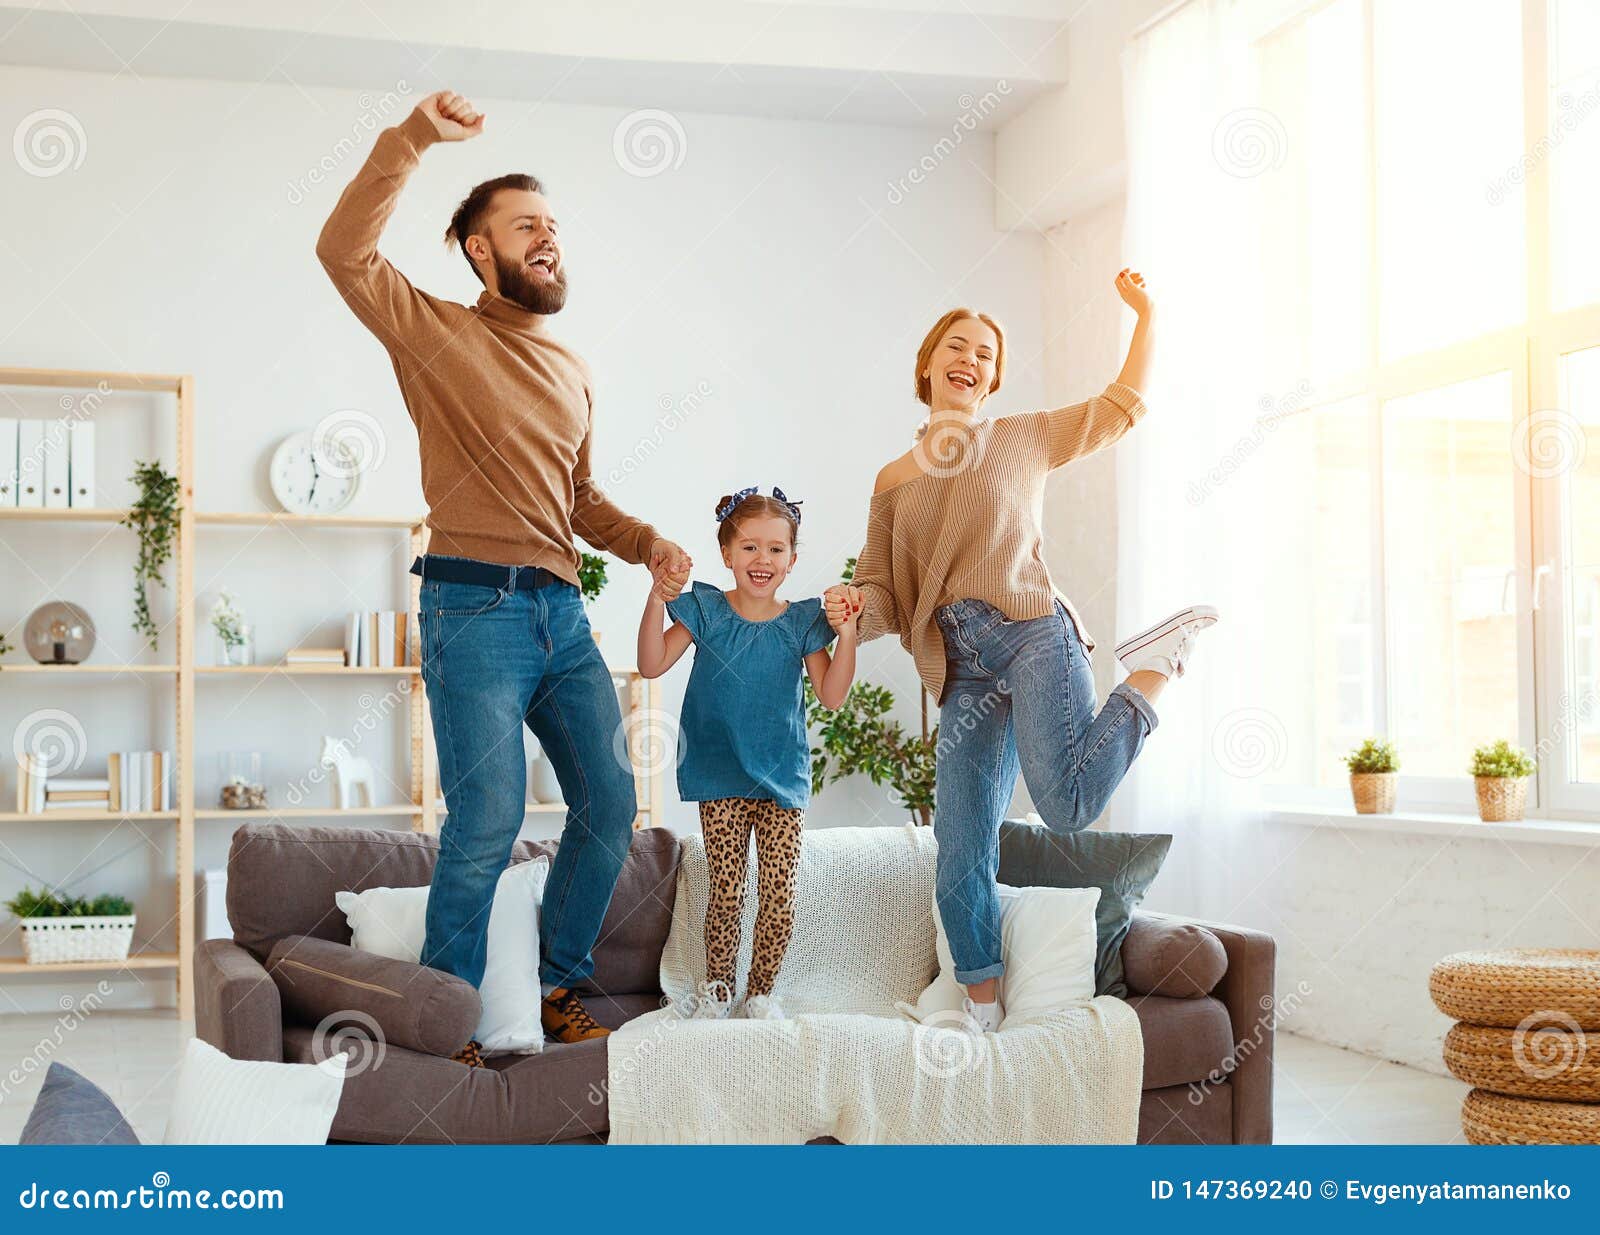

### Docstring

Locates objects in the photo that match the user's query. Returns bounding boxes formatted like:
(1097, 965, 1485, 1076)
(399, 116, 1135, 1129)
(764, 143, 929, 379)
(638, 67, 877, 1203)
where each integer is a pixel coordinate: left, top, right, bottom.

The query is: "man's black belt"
(409, 555, 563, 591)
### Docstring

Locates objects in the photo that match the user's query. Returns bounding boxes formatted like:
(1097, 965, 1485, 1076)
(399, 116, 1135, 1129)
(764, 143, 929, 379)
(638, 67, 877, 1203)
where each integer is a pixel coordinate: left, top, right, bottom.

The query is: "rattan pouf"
(1461, 1089, 1600, 1145)
(1443, 1022, 1600, 1101)
(1429, 949, 1600, 1028)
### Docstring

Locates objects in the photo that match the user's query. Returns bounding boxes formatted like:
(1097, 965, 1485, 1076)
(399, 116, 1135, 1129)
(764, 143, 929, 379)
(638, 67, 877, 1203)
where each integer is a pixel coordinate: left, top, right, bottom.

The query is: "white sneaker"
(744, 994, 786, 1021)
(689, 980, 734, 1020)
(961, 995, 1003, 1034)
(1113, 605, 1219, 678)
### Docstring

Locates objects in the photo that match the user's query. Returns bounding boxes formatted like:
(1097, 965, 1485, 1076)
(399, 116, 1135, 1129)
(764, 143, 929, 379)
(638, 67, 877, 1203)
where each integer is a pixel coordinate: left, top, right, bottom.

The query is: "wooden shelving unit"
(0, 364, 667, 1021)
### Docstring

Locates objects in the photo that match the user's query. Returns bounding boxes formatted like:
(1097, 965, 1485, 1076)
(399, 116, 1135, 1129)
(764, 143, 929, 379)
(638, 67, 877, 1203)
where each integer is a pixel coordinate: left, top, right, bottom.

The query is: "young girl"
(638, 487, 857, 1020)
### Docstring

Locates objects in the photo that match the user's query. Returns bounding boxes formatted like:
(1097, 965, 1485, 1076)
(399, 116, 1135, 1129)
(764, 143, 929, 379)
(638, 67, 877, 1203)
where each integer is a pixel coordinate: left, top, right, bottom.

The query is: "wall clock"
(269, 430, 361, 515)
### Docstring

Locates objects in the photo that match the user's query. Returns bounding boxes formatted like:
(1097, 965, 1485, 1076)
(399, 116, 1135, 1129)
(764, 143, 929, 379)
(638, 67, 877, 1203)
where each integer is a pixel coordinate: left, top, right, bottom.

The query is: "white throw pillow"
(334, 856, 548, 1054)
(163, 1037, 347, 1145)
(902, 883, 1101, 1030)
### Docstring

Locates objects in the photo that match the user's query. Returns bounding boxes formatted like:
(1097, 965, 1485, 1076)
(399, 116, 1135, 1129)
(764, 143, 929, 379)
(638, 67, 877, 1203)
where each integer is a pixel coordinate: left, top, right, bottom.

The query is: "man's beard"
(492, 249, 569, 314)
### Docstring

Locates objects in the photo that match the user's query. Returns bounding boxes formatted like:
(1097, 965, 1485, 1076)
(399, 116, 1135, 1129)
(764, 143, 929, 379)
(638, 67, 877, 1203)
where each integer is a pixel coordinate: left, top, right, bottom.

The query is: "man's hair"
(444, 173, 544, 285)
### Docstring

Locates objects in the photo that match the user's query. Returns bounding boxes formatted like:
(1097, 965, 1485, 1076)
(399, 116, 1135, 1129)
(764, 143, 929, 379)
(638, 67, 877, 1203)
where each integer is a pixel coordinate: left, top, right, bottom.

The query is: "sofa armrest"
(193, 938, 283, 1062)
(1141, 912, 1276, 1145)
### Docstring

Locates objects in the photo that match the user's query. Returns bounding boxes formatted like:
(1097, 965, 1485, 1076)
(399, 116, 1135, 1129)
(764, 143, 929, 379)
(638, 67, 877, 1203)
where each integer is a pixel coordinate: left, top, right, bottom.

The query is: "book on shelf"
(45, 776, 110, 792)
(345, 611, 410, 668)
(107, 750, 174, 814)
(285, 647, 346, 665)
(45, 788, 110, 803)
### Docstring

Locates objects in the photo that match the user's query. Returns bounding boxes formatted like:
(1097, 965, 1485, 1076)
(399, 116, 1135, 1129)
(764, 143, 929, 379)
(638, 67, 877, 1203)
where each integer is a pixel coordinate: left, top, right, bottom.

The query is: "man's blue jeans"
(417, 564, 636, 991)
(932, 598, 1159, 985)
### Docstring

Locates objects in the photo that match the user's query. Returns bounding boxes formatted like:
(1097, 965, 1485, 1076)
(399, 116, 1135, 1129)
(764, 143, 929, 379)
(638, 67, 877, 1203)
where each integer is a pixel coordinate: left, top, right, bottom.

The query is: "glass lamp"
(24, 601, 96, 665)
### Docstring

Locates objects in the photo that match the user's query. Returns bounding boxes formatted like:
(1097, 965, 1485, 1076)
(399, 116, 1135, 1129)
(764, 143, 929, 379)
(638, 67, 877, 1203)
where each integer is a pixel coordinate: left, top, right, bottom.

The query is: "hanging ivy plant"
(120, 460, 181, 650)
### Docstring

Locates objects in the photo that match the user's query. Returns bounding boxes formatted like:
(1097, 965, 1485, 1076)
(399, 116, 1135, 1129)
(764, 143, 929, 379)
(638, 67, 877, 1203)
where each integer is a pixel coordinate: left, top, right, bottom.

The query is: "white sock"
(540, 982, 559, 999)
(1132, 653, 1176, 678)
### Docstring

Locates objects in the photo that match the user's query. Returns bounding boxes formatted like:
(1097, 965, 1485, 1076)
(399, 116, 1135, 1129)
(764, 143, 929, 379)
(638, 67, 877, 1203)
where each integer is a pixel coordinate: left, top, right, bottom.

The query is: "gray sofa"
(196, 821, 1275, 1144)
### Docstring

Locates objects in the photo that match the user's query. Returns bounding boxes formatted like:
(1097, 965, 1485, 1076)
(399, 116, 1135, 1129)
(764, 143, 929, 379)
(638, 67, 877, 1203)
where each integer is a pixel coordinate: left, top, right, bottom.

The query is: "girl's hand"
(1115, 267, 1152, 317)
(652, 566, 689, 603)
(824, 584, 862, 632)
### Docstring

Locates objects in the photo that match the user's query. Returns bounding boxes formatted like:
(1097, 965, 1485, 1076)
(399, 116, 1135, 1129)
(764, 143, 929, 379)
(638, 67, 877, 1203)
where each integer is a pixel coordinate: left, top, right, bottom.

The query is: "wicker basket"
(1443, 1021, 1600, 1101)
(1430, 949, 1600, 1028)
(1475, 775, 1528, 822)
(18, 914, 135, 965)
(1349, 772, 1396, 814)
(1461, 1088, 1600, 1144)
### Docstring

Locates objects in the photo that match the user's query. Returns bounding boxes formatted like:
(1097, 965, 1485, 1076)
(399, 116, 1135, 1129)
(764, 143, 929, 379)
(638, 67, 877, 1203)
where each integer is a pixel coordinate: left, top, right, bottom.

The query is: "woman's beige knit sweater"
(852, 382, 1147, 705)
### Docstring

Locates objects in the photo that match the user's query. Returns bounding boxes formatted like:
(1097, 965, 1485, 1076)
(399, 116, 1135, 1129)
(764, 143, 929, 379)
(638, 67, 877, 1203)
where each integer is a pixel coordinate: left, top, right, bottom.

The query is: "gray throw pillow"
(996, 819, 1172, 998)
(20, 1062, 140, 1145)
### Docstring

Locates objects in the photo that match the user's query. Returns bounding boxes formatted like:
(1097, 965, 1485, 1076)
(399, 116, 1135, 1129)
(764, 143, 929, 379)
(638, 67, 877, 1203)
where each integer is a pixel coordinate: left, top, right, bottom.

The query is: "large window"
(1259, 0, 1600, 814)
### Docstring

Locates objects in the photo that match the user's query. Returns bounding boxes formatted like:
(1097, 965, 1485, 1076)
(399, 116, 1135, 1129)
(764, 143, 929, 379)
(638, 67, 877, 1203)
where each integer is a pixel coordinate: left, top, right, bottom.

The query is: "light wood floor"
(0, 1015, 1469, 1145)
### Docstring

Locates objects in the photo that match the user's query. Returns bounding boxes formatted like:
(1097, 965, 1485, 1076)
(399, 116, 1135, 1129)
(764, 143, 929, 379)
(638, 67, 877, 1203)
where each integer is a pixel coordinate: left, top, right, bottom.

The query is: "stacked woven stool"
(1430, 949, 1600, 1144)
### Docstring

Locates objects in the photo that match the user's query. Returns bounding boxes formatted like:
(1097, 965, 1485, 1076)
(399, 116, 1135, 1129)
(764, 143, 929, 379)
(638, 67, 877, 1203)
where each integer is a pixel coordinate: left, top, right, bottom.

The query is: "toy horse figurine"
(319, 736, 376, 810)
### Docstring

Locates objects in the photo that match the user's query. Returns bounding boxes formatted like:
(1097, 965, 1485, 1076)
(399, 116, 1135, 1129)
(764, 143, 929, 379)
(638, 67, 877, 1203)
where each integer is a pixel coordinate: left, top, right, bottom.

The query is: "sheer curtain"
(1112, 0, 1280, 922)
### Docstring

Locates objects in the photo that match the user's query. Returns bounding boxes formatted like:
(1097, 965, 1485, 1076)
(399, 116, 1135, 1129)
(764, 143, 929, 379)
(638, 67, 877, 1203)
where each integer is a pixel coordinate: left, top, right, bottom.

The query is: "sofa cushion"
(266, 935, 480, 1059)
(227, 823, 679, 996)
(1128, 994, 1235, 1090)
(20, 1063, 140, 1145)
(996, 818, 1172, 997)
(1121, 915, 1229, 998)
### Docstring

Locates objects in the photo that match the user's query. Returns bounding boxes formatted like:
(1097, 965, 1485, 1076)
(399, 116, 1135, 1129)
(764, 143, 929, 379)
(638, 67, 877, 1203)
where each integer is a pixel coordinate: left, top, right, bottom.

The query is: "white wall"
(0, 66, 1046, 1010)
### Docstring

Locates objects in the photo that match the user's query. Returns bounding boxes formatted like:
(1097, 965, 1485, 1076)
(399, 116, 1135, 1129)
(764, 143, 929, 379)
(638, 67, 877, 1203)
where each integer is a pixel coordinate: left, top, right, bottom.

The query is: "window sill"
(1264, 805, 1600, 848)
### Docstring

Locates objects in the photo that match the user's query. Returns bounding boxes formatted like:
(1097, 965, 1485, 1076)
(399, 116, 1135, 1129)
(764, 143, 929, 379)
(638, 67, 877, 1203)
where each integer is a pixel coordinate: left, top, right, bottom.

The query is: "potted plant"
(578, 552, 608, 644)
(1344, 738, 1399, 814)
(1470, 740, 1536, 822)
(209, 587, 253, 666)
(5, 886, 136, 965)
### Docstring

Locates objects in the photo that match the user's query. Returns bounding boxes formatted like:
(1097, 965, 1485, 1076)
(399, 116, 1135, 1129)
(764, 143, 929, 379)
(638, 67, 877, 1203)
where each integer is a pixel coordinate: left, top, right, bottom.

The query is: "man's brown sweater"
(316, 108, 659, 583)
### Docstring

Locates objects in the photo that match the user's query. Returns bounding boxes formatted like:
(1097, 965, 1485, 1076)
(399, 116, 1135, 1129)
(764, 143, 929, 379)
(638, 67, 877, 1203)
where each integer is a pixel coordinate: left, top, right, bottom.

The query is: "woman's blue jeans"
(932, 598, 1158, 985)
(417, 569, 637, 992)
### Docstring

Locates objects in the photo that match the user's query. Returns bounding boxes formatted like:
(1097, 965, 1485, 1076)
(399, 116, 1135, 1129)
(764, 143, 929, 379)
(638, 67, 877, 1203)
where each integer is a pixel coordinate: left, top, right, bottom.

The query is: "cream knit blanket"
(605, 825, 1144, 1144)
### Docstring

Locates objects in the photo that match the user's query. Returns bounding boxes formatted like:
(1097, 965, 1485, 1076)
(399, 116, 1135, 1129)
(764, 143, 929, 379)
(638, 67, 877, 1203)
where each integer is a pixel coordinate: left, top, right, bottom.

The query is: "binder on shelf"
(377, 611, 396, 668)
(67, 419, 95, 507)
(344, 613, 359, 668)
(0, 418, 18, 505)
(16, 420, 44, 507)
(41, 419, 70, 508)
(141, 752, 156, 811)
(128, 753, 142, 815)
(107, 753, 122, 812)
(394, 613, 409, 666)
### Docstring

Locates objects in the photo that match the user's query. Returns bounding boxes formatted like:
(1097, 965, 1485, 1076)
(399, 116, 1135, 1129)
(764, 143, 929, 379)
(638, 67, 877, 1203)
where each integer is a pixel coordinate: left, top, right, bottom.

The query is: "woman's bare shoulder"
(873, 451, 923, 495)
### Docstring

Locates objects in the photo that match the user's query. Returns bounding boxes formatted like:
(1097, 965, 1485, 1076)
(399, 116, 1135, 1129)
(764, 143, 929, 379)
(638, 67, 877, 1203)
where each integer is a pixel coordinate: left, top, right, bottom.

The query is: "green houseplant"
(805, 558, 937, 826)
(1469, 740, 1536, 822)
(120, 460, 181, 650)
(1344, 737, 1399, 815)
(5, 885, 136, 965)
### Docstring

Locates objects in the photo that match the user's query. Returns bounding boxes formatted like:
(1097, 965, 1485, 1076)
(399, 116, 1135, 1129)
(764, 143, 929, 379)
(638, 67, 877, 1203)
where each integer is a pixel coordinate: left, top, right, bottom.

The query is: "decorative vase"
(528, 751, 565, 805)
(219, 752, 266, 810)
(217, 624, 254, 666)
(1475, 776, 1528, 823)
(1350, 771, 1397, 815)
(24, 601, 96, 664)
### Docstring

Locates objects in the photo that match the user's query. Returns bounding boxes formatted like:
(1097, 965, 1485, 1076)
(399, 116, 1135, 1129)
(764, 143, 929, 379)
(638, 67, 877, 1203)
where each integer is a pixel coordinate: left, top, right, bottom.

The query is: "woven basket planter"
(1462, 1088, 1600, 1144)
(18, 915, 135, 965)
(1349, 772, 1396, 814)
(1443, 1021, 1600, 1101)
(1430, 949, 1600, 1028)
(1474, 775, 1528, 822)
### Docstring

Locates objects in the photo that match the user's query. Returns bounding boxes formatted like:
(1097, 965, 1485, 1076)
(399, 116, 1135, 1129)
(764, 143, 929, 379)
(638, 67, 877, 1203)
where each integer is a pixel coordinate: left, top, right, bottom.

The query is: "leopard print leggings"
(698, 797, 805, 999)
